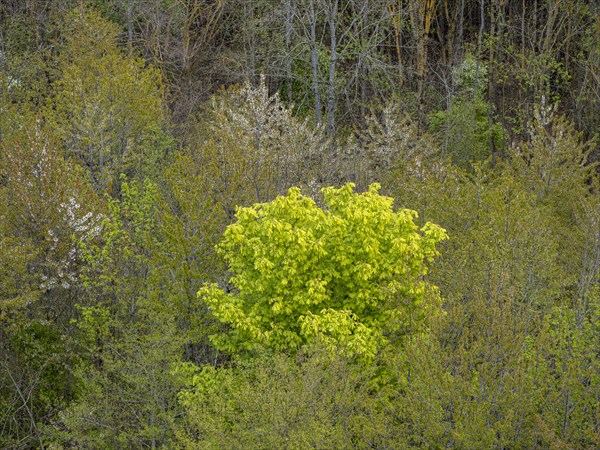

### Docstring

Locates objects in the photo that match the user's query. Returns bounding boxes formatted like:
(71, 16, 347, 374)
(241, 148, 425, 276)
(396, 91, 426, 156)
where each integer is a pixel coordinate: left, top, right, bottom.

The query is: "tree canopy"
(200, 183, 446, 359)
(2, 2, 600, 448)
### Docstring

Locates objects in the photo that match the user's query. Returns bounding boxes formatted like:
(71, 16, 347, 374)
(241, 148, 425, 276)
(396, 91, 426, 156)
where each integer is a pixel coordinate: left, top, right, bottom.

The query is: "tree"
(98, 0, 229, 123)
(175, 348, 389, 449)
(181, 77, 326, 221)
(408, 0, 436, 125)
(506, 107, 599, 298)
(59, 178, 185, 447)
(0, 120, 104, 447)
(199, 183, 446, 360)
(428, 54, 506, 169)
(50, 6, 171, 192)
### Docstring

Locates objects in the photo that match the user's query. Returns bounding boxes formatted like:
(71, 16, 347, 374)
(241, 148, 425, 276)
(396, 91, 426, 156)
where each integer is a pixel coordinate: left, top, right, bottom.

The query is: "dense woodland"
(1, 0, 600, 448)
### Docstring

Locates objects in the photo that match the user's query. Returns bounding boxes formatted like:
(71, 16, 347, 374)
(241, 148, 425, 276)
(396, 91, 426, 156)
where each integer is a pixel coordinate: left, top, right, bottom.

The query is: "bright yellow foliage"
(199, 183, 446, 359)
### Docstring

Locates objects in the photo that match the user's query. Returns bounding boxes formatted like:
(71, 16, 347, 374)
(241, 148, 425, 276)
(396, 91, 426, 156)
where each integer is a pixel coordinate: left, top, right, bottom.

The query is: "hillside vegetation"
(1, 2, 600, 448)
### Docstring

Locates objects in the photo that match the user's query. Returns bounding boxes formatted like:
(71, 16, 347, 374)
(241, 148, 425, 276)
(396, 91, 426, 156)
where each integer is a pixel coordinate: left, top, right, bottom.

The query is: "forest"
(1, 0, 599, 448)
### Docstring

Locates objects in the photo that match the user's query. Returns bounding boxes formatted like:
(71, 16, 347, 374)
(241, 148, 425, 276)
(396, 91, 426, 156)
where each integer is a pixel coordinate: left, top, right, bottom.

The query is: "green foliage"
(49, 6, 171, 192)
(167, 79, 331, 346)
(0, 320, 76, 449)
(0, 120, 103, 320)
(0, 50, 49, 110)
(2, 2, 600, 447)
(0, 9, 52, 112)
(61, 177, 185, 447)
(176, 348, 389, 449)
(507, 110, 599, 293)
(199, 183, 446, 360)
(507, 109, 597, 211)
(60, 304, 184, 448)
(0, 117, 103, 447)
(521, 284, 600, 447)
(450, 52, 489, 99)
(379, 129, 597, 446)
(429, 97, 506, 167)
(80, 177, 160, 305)
(429, 55, 506, 168)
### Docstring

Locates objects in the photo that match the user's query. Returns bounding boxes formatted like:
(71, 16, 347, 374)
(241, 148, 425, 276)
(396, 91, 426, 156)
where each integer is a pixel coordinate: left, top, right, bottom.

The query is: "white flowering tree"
(1, 122, 103, 315)
(178, 76, 328, 220)
(0, 121, 104, 446)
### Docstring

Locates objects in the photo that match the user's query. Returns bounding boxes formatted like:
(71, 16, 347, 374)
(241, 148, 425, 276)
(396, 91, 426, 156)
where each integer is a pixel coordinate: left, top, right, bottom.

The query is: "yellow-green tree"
(50, 6, 170, 192)
(199, 183, 446, 360)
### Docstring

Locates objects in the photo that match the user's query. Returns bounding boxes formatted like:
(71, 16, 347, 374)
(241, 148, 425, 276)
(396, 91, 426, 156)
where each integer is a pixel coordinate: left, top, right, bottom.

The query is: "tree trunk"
(410, 0, 435, 128)
(309, 0, 322, 123)
(285, 0, 294, 103)
(326, 0, 339, 137)
(390, 0, 404, 85)
(126, 0, 134, 54)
